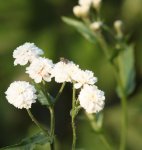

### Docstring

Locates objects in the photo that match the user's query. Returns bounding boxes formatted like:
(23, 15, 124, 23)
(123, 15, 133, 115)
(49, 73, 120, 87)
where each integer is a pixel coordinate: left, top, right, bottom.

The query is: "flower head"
(13, 42, 44, 66)
(78, 84, 105, 113)
(72, 69, 97, 89)
(26, 57, 54, 83)
(5, 81, 37, 109)
(51, 60, 79, 83)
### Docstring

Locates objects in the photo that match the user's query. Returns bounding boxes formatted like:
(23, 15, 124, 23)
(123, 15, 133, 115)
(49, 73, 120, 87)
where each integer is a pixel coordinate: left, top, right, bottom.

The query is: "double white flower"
(5, 81, 37, 109)
(13, 42, 44, 66)
(78, 84, 105, 113)
(26, 57, 54, 83)
(51, 60, 79, 83)
(72, 69, 97, 89)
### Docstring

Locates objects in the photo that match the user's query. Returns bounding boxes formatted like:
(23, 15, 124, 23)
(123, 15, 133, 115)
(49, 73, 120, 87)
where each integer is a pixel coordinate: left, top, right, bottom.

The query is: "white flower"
(26, 57, 54, 83)
(78, 84, 105, 113)
(5, 81, 37, 109)
(51, 60, 79, 83)
(13, 42, 44, 66)
(72, 69, 97, 89)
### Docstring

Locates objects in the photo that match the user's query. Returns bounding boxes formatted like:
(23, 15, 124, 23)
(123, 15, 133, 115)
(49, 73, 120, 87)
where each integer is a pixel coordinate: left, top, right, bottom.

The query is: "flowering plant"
(4, 41, 105, 150)
(2, 0, 136, 150)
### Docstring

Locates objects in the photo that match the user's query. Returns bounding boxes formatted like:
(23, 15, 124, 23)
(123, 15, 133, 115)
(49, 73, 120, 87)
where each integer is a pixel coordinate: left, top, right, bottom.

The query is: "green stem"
(71, 85, 76, 150)
(116, 72, 127, 150)
(119, 92, 127, 150)
(99, 134, 112, 150)
(49, 106, 55, 150)
(27, 109, 49, 136)
(85, 113, 112, 150)
(96, 33, 127, 150)
(54, 82, 66, 103)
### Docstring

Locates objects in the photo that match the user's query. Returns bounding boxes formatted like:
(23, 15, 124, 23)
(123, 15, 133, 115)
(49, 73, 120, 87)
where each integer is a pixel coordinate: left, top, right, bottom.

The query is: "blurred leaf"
(37, 90, 50, 106)
(117, 45, 135, 96)
(0, 132, 51, 150)
(32, 82, 53, 106)
(62, 17, 96, 43)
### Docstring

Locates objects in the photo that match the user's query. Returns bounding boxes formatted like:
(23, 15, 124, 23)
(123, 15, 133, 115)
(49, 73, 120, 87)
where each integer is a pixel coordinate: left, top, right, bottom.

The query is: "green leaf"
(0, 132, 51, 150)
(33, 83, 53, 106)
(62, 16, 96, 43)
(37, 90, 50, 106)
(117, 45, 135, 96)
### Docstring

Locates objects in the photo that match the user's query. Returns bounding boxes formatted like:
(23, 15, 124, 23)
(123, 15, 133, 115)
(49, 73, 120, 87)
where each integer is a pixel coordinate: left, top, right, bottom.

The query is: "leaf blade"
(62, 16, 96, 43)
(117, 45, 135, 96)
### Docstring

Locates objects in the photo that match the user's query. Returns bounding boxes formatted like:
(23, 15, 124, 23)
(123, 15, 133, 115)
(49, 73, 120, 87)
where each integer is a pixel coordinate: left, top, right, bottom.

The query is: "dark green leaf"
(0, 132, 51, 150)
(117, 45, 135, 96)
(62, 16, 96, 43)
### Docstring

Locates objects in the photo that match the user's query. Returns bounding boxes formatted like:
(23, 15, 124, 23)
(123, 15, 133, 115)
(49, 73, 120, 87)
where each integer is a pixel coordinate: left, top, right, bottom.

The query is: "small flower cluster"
(5, 42, 105, 113)
(73, 0, 103, 32)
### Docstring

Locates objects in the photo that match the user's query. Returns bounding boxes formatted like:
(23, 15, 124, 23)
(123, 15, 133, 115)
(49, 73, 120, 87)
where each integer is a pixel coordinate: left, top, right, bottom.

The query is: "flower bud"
(90, 21, 102, 31)
(114, 20, 123, 38)
(73, 5, 90, 18)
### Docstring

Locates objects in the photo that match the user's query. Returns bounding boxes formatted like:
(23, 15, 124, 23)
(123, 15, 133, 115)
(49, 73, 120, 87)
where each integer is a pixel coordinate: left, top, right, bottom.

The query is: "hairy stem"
(54, 82, 66, 103)
(27, 109, 49, 136)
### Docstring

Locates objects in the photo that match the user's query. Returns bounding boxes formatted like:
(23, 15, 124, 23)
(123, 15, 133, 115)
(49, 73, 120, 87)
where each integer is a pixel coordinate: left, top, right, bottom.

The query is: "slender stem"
(116, 72, 127, 150)
(119, 93, 127, 150)
(71, 85, 76, 150)
(27, 109, 49, 136)
(54, 82, 66, 103)
(85, 113, 112, 150)
(99, 134, 112, 150)
(49, 106, 55, 150)
(96, 33, 127, 150)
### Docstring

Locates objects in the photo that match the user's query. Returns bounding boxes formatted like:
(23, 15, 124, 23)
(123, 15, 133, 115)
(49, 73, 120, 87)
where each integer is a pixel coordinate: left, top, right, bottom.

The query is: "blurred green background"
(0, 0, 142, 149)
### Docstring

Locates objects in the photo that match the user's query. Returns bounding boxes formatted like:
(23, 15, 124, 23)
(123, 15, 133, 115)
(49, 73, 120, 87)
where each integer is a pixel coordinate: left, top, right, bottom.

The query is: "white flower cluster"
(51, 59, 97, 90)
(73, 0, 102, 18)
(5, 81, 37, 109)
(7, 42, 105, 113)
(13, 42, 44, 66)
